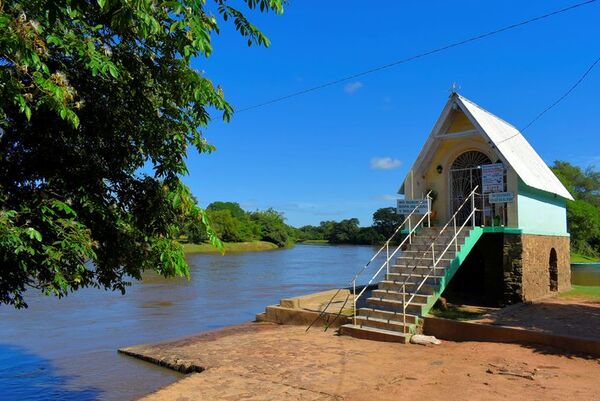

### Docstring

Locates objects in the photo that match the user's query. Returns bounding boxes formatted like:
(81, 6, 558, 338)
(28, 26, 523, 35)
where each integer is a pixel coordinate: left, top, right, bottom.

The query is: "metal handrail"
(349, 191, 432, 326)
(349, 191, 432, 285)
(396, 186, 479, 333)
(352, 210, 430, 325)
(397, 186, 479, 289)
(305, 191, 432, 332)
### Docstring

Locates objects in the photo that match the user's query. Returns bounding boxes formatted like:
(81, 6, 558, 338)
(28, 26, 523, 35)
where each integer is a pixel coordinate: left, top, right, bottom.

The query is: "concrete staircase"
(340, 226, 483, 343)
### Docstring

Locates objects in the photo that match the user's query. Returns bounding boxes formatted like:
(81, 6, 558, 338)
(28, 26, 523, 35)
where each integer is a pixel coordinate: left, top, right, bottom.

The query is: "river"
(0, 244, 598, 400)
(0, 244, 382, 400)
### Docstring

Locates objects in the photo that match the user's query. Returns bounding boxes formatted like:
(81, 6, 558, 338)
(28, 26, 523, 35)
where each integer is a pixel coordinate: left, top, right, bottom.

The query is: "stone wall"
(502, 234, 524, 304)
(520, 234, 571, 301)
(445, 233, 571, 305)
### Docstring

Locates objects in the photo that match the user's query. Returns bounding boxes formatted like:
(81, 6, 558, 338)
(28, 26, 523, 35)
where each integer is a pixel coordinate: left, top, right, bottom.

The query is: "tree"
(206, 209, 244, 243)
(250, 208, 289, 247)
(551, 161, 600, 256)
(0, 0, 284, 307)
(207, 201, 258, 241)
(327, 218, 360, 244)
(372, 207, 404, 239)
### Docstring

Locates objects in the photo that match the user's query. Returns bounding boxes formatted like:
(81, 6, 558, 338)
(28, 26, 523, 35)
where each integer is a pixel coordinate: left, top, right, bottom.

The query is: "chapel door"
(449, 151, 491, 226)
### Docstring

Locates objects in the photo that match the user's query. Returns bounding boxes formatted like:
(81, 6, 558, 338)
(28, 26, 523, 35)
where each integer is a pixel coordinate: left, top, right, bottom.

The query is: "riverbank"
(571, 252, 600, 263)
(182, 241, 279, 254)
(121, 322, 600, 401)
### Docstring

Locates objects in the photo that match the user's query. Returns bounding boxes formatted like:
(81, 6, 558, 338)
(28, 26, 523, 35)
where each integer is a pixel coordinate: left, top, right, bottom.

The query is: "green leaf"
(108, 64, 119, 78)
(97, 0, 107, 9)
(26, 228, 42, 242)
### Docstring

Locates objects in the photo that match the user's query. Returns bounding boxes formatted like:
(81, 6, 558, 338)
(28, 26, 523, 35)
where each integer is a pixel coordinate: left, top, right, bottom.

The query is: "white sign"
(482, 163, 504, 193)
(489, 192, 514, 204)
(397, 199, 430, 215)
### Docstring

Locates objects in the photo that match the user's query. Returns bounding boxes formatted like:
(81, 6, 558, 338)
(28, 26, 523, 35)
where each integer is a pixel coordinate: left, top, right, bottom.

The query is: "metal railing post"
(453, 216, 458, 253)
(353, 279, 356, 326)
(408, 218, 412, 244)
(386, 242, 390, 275)
(431, 243, 436, 277)
(471, 191, 476, 227)
(402, 286, 406, 334)
(427, 196, 431, 228)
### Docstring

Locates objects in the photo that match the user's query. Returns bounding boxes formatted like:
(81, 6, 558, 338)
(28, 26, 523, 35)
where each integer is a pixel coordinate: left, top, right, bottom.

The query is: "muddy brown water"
(0, 244, 384, 400)
(0, 245, 598, 400)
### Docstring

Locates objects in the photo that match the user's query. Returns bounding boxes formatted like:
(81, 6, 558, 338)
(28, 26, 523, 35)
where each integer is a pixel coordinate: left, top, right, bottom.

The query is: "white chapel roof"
(401, 93, 574, 200)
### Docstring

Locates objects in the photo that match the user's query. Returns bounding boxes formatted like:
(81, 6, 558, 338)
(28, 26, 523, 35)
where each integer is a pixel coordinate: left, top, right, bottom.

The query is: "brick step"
(339, 324, 411, 343)
(365, 297, 428, 315)
(377, 280, 436, 295)
(356, 307, 419, 325)
(353, 315, 415, 334)
(371, 289, 430, 304)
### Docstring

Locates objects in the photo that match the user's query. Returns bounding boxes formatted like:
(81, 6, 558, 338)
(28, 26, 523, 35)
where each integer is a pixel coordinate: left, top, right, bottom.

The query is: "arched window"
(549, 248, 558, 292)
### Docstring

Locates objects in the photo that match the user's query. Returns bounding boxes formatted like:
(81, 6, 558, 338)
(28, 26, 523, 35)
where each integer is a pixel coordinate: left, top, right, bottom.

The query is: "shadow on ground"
(480, 300, 600, 340)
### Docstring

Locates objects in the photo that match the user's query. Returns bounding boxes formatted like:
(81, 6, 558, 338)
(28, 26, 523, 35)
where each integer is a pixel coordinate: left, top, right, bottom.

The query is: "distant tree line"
(552, 161, 600, 257)
(181, 202, 405, 248)
(295, 207, 404, 245)
(182, 202, 293, 248)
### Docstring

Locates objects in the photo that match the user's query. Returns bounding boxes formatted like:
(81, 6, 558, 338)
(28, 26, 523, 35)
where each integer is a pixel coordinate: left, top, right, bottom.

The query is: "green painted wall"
(517, 180, 568, 235)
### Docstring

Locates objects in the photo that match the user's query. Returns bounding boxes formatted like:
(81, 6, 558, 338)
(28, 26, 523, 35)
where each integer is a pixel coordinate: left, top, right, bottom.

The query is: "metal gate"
(449, 151, 491, 226)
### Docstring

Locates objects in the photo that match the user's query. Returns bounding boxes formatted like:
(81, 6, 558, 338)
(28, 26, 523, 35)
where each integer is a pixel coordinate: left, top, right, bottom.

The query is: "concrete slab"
(120, 322, 600, 401)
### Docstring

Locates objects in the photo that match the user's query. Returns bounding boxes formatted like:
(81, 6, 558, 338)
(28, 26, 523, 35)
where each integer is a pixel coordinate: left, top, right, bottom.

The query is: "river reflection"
(0, 244, 381, 400)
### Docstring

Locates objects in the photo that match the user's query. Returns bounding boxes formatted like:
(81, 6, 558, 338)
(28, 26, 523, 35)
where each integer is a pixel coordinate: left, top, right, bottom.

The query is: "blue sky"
(182, 0, 600, 227)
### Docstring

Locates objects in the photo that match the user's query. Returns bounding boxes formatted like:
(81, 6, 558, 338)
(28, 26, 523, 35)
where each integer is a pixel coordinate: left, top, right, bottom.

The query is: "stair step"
(400, 250, 456, 259)
(386, 272, 444, 284)
(357, 307, 419, 324)
(408, 236, 467, 245)
(378, 280, 435, 294)
(390, 265, 446, 275)
(366, 297, 427, 314)
(339, 324, 411, 343)
(372, 289, 430, 304)
(353, 315, 415, 334)
(411, 232, 468, 243)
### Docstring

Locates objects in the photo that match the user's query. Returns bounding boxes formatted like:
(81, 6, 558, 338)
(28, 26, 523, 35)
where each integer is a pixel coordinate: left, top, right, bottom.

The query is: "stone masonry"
(503, 233, 571, 303)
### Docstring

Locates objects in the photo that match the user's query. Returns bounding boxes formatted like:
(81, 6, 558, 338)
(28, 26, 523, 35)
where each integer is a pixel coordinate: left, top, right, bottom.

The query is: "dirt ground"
(121, 322, 600, 401)
(473, 297, 600, 340)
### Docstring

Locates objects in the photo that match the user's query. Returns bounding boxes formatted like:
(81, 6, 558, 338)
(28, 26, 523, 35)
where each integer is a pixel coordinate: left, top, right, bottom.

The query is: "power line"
(493, 54, 600, 147)
(236, 0, 597, 113)
(521, 54, 600, 132)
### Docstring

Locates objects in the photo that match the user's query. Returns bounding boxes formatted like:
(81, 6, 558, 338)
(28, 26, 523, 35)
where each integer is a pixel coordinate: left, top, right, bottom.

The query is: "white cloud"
(344, 81, 364, 94)
(370, 157, 402, 170)
(377, 194, 401, 201)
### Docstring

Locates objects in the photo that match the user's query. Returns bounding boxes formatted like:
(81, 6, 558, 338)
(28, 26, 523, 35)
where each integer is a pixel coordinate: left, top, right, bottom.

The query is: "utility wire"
(493, 54, 600, 147)
(520, 54, 600, 133)
(236, 0, 597, 113)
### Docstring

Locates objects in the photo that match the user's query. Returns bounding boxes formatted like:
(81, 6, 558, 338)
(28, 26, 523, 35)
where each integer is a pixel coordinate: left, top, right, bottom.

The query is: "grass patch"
(300, 239, 330, 244)
(559, 285, 600, 301)
(571, 252, 600, 263)
(428, 304, 485, 321)
(183, 241, 279, 254)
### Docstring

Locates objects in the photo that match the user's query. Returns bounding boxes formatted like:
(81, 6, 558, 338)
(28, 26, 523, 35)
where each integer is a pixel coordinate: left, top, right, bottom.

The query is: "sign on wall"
(482, 163, 505, 193)
(489, 192, 514, 204)
(396, 199, 430, 215)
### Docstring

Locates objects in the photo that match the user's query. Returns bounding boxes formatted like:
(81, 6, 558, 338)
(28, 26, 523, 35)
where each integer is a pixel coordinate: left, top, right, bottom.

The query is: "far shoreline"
(183, 241, 279, 254)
